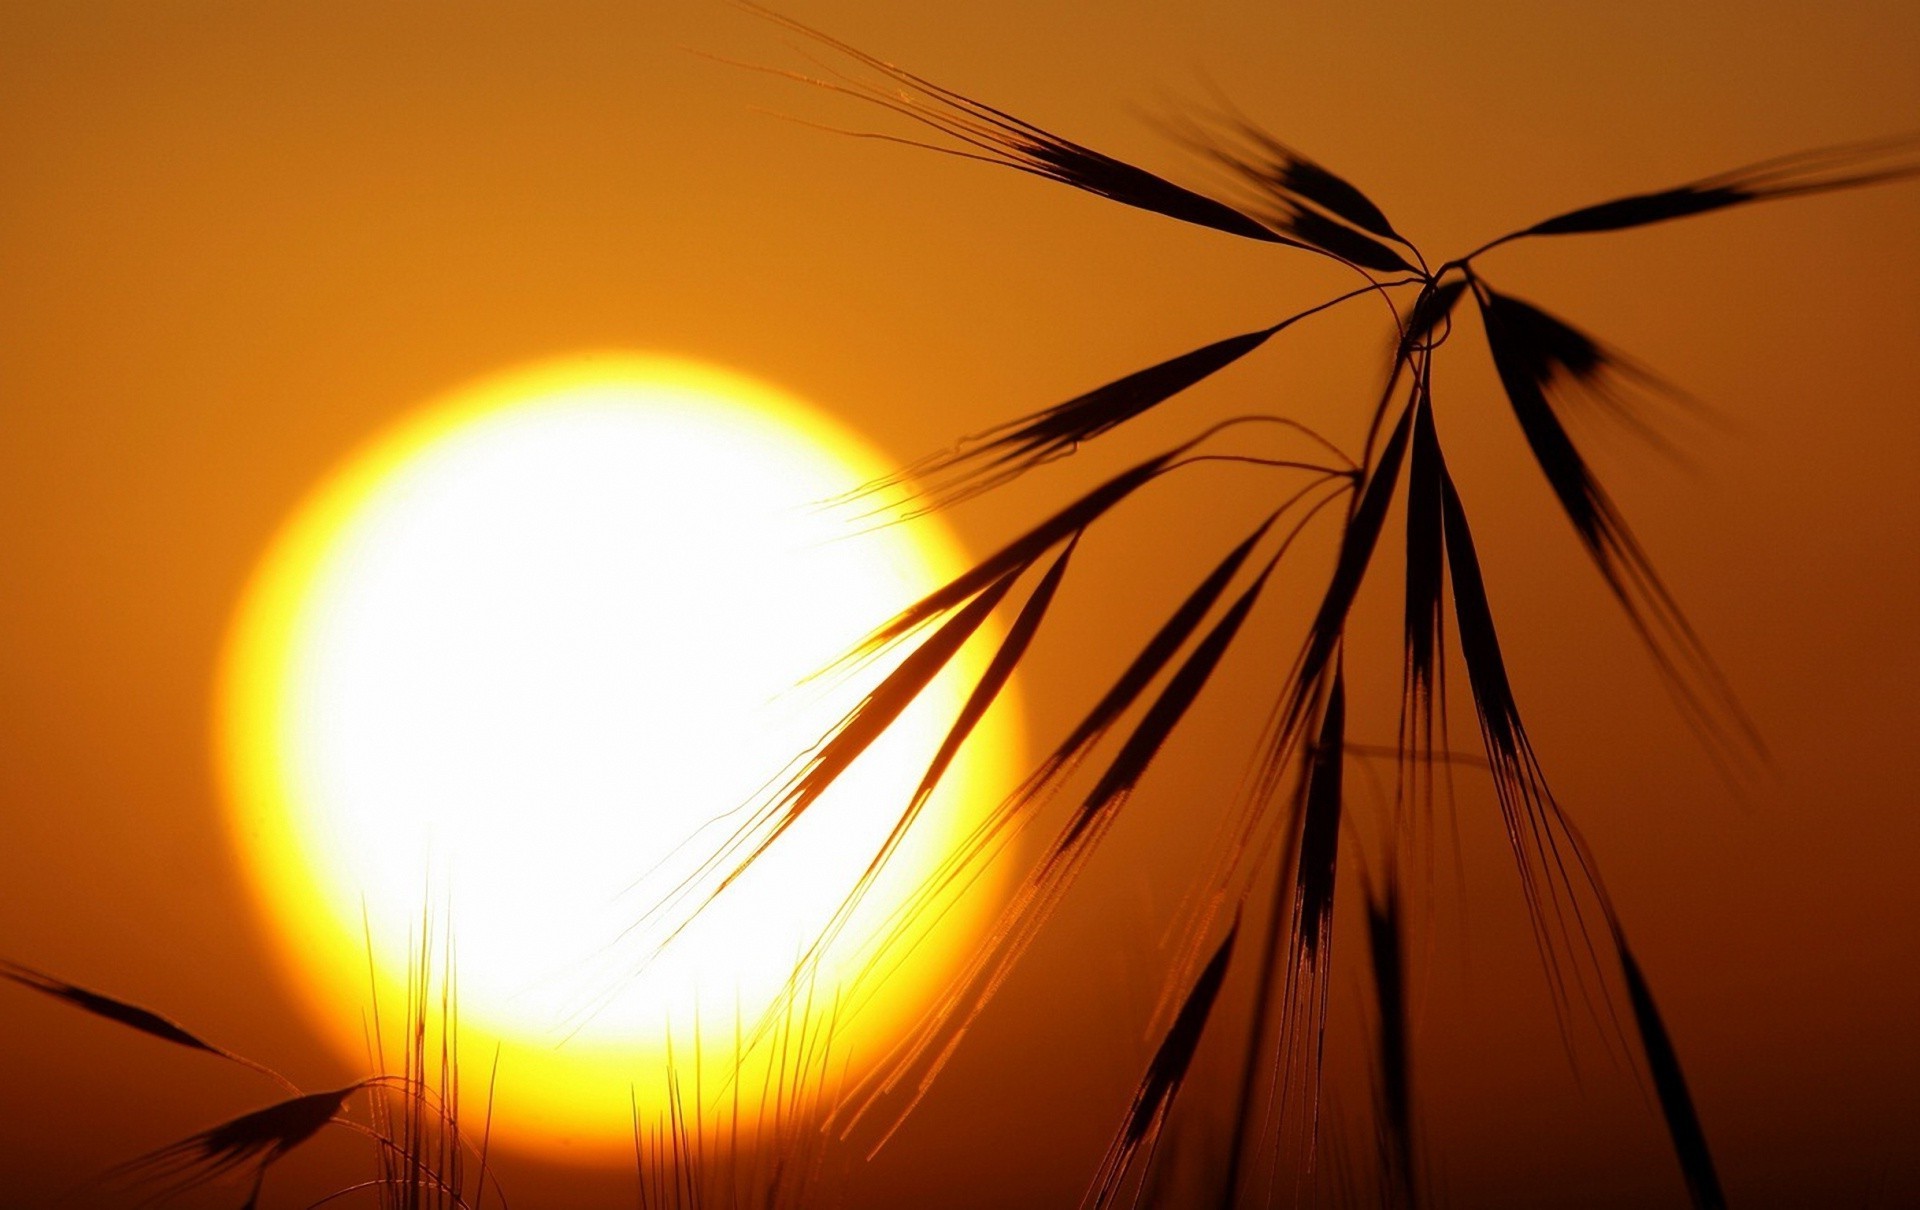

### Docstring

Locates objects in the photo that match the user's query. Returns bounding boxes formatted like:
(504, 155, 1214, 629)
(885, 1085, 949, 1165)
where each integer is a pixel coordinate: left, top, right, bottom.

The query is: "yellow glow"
(215, 354, 1020, 1155)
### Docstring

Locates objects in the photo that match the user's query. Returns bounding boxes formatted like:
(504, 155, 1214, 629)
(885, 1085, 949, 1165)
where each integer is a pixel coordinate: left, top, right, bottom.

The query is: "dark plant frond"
(1046, 510, 1286, 785)
(1485, 288, 1603, 379)
(872, 539, 1076, 895)
(1477, 130, 1920, 250)
(686, 461, 1341, 1054)
(1163, 108, 1416, 273)
(843, 548, 1289, 1145)
(759, 541, 1077, 1041)
(1236, 127, 1402, 242)
(1085, 916, 1240, 1210)
(1472, 281, 1755, 755)
(1222, 663, 1348, 1203)
(1, 960, 295, 1093)
(1273, 204, 1416, 274)
(1433, 434, 1730, 1199)
(862, 280, 1386, 512)
(857, 508, 1285, 978)
(1395, 380, 1456, 952)
(624, 553, 1029, 966)
(650, 459, 1330, 1086)
(1470, 286, 1693, 451)
(739, 3, 1284, 244)
(844, 452, 1175, 662)
(621, 446, 1206, 987)
(840, 494, 1321, 1057)
(1005, 548, 1281, 1008)
(1185, 402, 1404, 965)
(1050, 548, 1279, 861)
(1216, 842, 1291, 1209)
(1184, 657, 1356, 1210)
(892, 496, 1309, 944)
(874, 324, 1285, 513)
(1611, 924, 1726, 1210)
(1276, 152, 1399, 242)
(1276, 402, 1413, 752)
(1365, 880, 1415, 1209)
(1292, 665, 1347, 966)
(951, 477, 1352, 1060)
(1201, 666, 1351, 1203)
(1437, 427, 1602, 1013)
(1402, 396, 1446, 712)
(111, 1083, 363, 1206)
(2, 960, 227, 1058)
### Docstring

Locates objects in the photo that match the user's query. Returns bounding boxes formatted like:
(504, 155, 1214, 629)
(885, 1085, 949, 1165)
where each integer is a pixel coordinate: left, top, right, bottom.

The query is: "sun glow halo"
(215, 355, 1020, 1154)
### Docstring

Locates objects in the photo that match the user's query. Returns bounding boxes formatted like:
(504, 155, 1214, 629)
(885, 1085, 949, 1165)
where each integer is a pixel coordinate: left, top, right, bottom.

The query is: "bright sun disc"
(216, 354, 1021, 1155)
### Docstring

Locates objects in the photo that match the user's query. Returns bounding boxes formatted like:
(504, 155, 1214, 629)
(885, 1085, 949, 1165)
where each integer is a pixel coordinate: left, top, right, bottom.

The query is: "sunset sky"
(3, 3, 1917, 1207)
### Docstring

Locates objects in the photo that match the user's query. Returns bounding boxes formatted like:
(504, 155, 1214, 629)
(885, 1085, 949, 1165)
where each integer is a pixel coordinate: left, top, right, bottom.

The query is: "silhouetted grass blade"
(1475, 286, 1609, 551)
(833, 519, 1293, 1152)
(1049, 514, 1280, 776)
(1054, 557, 1276, 857)
(809, 543, 1076, 976)
(1230, 662, 1351, 1197)
(1612, 929, 1726, 1210)
(1434, 423, 1596, 993)
(857, 454, 1171, 655)
(868, 515, 1223, 965)
(619, 552, 1037, 977)
(1525, 185, 1751, 237)
(831, 562, 1285, 1150)
(1171, 122, 1416, 271)
(1365, 884, 1415, 1208)
(1475, 288, 1638, 591)
(1284, 405, 1410, 738)
(1, 960, 293, 1091)
(1403, 399, 1445, 703)
(1086, 916, 1239, 1210)
(1432, 427, 1697, 1206)
(1277, 205, 1414, 273)
(744, 3, 1281, 244)
(1473, 281, 1749, 752)
(734, 563, 1022, 874)
(907, 324, 1285, 503)
(1175, 113, 1408, 246)
(2, 960, 226, 1058)
(907, 542, 1074, 824)
(1295, 665, 1346, 962)
(1274, 152, 1402, 242)
(1437, 438, 1521, 761)
(1486, 133, 1920, 247)
(113, 1084, 362, 1205)
(1458, 286, 1687, 453)
(1005, 132, 1287, 244)
(1480, 290, 1602, 379)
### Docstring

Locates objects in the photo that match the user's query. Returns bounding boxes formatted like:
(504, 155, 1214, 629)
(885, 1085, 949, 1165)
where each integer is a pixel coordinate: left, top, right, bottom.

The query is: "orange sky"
(2, 3, 1917, 1207)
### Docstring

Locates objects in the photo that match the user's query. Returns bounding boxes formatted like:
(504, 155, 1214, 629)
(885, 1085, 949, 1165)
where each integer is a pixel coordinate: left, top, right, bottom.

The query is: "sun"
(214, 354, 1022, 1156)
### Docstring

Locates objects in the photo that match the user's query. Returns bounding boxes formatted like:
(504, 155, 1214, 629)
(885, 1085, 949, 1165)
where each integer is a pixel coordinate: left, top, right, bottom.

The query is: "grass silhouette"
(654, 8, 1920, 1208)
(5, 912, 514, 1209)
(3, 8, 1916, 1208)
